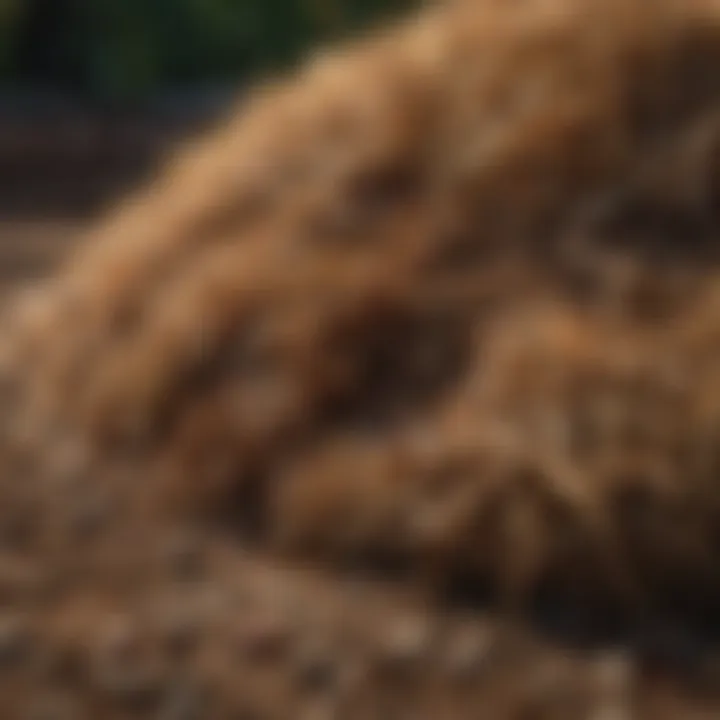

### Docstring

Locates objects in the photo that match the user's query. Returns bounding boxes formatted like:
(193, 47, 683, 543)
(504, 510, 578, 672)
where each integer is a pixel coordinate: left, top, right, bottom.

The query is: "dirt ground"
(0, 220, 80, 289)
(3, 0, 720, 717)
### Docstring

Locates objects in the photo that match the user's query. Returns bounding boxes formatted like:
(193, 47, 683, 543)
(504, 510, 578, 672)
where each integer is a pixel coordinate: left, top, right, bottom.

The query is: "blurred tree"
(0, 0, 23, 76)
(0, 0, 418, 102)
(12, 0, 87, 89)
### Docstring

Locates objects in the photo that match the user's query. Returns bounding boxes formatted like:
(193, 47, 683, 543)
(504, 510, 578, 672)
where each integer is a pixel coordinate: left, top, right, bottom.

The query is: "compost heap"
(1, 0, 720, 716)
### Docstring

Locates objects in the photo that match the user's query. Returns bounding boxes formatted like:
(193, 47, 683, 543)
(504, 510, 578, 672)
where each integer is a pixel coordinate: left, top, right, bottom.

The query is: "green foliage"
(0, 0, 417, 101)
(0, 0, 23, 74)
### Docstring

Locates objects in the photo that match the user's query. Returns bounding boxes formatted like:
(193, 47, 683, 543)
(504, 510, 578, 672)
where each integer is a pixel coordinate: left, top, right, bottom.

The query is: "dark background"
(0, 0, 416, 104)
(0, 0, 417, 218)
(0, 0, 417, 289)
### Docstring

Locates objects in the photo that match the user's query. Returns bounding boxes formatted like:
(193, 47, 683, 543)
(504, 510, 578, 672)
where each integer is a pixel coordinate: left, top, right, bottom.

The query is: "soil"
(2, 0, 720, 717)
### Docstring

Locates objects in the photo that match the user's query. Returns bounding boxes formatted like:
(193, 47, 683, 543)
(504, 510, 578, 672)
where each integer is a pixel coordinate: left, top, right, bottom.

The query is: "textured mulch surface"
(2, 0, 720, 716)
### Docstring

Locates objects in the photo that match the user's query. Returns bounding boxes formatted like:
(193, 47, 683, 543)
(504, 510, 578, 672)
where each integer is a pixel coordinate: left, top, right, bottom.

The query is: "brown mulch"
(1, 0, 720, 716)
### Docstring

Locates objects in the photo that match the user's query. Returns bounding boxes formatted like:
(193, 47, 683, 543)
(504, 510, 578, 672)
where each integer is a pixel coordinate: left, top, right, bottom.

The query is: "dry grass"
(2, 0, 720, 623)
